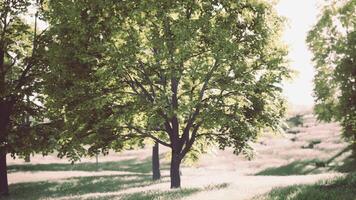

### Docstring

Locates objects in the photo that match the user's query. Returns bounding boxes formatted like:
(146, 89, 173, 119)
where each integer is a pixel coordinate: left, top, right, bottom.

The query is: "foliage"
(307, 0, 356, 155)
(106, 0, 290, 157)
(0, 0, 56, 158)
(43, 0, 290, 187)
(42, 0, 144, 161)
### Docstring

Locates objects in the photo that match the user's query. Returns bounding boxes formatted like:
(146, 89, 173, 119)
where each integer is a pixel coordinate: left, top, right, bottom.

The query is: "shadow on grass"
(256, 146, 356, 176)
(331, 155, 356, 173)
(1, 174, 228, 200)
(253, 173, 356, 200)
(8, 157, 169, 174)
(255, 159, 321, 176)
(1, 174, 160, 200)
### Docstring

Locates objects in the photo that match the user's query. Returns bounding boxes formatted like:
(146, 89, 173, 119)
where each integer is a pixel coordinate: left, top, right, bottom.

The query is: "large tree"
(307, 0, 356, 158)
(0, 0, 53, 195)
(44, 0, 290, 188)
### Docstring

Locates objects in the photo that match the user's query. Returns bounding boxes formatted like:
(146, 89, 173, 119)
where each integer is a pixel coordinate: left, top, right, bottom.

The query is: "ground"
(2, 114, 356, 200)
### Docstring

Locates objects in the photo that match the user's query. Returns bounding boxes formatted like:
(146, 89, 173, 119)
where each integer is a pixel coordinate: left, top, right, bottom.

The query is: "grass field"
(1, 114, 355, 200)
(253, 173, 356, 200)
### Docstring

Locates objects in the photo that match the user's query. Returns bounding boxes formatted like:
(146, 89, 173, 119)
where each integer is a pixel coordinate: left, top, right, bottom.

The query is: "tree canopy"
(44, 0, 290, 188)
(307, 0, 356, 156)
(0, 0, 55, 195)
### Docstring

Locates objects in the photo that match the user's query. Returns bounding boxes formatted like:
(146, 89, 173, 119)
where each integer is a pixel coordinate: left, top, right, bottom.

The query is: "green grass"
(8, 158, 169, 174)
(1, 174, 156, 200)
(0, 174, 228, 200)
(253, 173, 356, 200)
(255, 159, 324, 176)
(255, 157, 356, 176)
(256, 146, 356, 176)
(88, 184, 230, 200)
(3, 156, 230, 200)
(115, 189, 201, 200)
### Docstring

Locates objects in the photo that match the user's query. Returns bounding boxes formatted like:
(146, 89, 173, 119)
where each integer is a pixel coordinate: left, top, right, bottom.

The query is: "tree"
(105, 0, 290, 188)
(44, 0, 290, 188)
(307, 0, 356, 158)
(0, 0, 52, 195)
(152, 141, 161, 180)
(43, 0, 164, 180)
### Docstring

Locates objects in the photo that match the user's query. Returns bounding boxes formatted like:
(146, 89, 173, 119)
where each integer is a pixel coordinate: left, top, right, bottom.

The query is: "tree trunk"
(152, 141, 161, 180)
(0, 148, 8, 196)
(0, 101, 12, 196)
(352, 141, 356, 161)
(170, 150, 181, 188)
(95, 154, 99, 171)
(24, 155, 30, 163)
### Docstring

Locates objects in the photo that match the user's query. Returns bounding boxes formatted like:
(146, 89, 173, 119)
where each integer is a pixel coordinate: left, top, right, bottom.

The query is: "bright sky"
(276, 0, 322, 107)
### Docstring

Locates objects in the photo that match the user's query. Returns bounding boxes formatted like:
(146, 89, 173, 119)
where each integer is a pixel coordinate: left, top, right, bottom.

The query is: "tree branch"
(180, 122, 201, 158)
(181, 59, 219, 141)
(124, 125, 172, 148)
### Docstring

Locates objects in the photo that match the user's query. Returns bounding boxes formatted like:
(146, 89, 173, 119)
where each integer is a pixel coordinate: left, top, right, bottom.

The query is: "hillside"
(3, 114, 355, 200)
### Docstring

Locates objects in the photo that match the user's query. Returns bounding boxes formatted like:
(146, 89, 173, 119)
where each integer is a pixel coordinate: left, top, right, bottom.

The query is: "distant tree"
(44, 0, 290, 188)
(307, 0, 356, 158)
(0, 0, 54, 195)
(152, 141, 161, 180)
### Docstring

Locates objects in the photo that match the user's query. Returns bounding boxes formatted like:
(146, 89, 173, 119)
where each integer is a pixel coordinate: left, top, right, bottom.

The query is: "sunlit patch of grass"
(203, 183, 230, 190)
(87, 188, 201, 200)
(86, 183, 230, 200)
(253, 173, 356, 200)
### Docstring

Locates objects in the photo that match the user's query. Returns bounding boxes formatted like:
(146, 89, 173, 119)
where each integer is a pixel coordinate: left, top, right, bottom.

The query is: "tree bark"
(352, 141, 356, 161)
(0, 148, 8, 196)
(170, 150, 181, 188)
(152, 141, 161, 180)
(24, 155, 30, 163)
(0, 101, 12, 196)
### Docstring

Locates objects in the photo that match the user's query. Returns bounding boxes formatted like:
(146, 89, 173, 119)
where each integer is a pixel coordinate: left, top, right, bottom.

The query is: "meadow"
(1, 114, 355, 200)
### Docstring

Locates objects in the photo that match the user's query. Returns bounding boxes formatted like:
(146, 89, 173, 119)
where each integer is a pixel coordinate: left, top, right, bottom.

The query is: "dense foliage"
(43, 0, 135, 161)
(44, 0, 290, 188)
(307, 0, 356, 157)
(0, 0, 55, 195)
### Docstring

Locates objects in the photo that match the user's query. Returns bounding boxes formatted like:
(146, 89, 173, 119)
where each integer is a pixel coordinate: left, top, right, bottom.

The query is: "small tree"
(307, 0, 356, 158)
